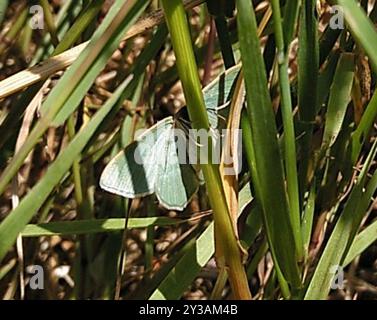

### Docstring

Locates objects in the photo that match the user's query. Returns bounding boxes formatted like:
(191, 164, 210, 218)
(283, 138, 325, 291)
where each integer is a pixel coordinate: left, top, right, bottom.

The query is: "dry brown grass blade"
(214, 6, 269, 274)
(10, 80, 50, 300)
(0, 0, 205, 101)
(218, 7, 268, 237)
(0, 42, 86, 100)
(213, 70, 245, 299)
(219, 72, 245, 237)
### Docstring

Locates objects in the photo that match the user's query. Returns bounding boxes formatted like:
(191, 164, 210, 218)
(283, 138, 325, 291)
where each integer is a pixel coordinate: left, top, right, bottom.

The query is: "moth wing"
(204, 64, 242, 129)
(155, 129, 199, 211)
(100, 117, 174, 198)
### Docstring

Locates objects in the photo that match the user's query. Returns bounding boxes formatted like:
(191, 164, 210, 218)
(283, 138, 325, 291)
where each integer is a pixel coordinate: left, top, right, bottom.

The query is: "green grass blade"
(21, 217, 182, 237)
(297, 0, 319, 195)
(0, 76, 133, 262)
(298, 0, 319, 122)
(282, 0, 300, 50)
(149, 223, 215, 300)
(305, 141, 377, 300)
(237, 0, 301, 290)
(0, 0, 9, 26)
(301, 181, 316, 258)
(352, 90, 377, 163)
(319, 26, 341, 66)
(54, 0, 105, 55)
(39, 0, 60, 47)
(50, 0, 149, 125)
(317, 51, 340, 111)
(0, 0, 148, 196)
(272, 0, 303, 261)
(335, 0, 377, 72)
(322, 53, 355, 148)
(148, 181, 254, 300)
(344, 218, 377, 266)
(161, 0, 251, 299)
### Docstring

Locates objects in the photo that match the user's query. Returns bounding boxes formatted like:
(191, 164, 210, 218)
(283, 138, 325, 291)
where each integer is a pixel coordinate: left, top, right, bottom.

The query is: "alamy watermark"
(26, 265, 44, 290)
(29, 5, 44, 30)
(330, 265, 345, 290)
(26, 265, 74, 291)
(329, 5, 345, 30)
(133, 127, 243, 176)
(25, 3, 345, 30)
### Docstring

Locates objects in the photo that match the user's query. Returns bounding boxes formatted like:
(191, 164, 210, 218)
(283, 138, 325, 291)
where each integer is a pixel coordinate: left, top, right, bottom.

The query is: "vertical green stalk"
(39, 0, 60, 47)
(0, 0, 8, 26)
(271, 0, 303, 262)
(297, 0, 319, 198)
(241, 112, 291, 298)
(0, 7, 28, 55)
(161, 0, 251, 299)
(146, 198, 156, 271)
(54, 0, 105, 55)
(18, 19, 33, 57)
(282, 0, 300, 50)
(237, 0, 301, 292)
(67, 116, 84, 206)
(67, 115, 86, 298)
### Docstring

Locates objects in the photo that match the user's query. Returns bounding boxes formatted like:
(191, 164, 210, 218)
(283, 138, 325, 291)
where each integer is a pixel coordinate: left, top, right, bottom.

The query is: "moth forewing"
(99, 117, 174, 198)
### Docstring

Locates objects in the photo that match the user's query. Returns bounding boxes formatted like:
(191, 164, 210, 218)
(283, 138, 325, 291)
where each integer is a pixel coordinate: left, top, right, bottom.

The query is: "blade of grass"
(301, 180, 316, 259)
(0, 259, 16, 282)
(21, 217, 184, 237)
(0, 0, 8, 26)
(344, 218, 377, 266)
(317, 51, 340, 111)
(352, 90, 377, 163)
(131, 227, 203, 299)
(53, 0, 105, 55)
(0, 0, 148, 196)
(322, 53, 355, 148)
(0, 75, 133, 262)
(47, 0, 149, 125)
(151, 168, 256, 299)
(149, 222, 214, 300)
(333, 0, 377, 72)
(237, 0, 301, 291)
(0, 0, 205, 100)
(39, 0, 60, 47)
(0, 6, 28, 55)
(297, 0, 319, 197)
(149, 180, 254, 300)
(161, 0, 251, 299)
(319, 25, 342, 66)
(305, 140, 377, 299)
(0, 2, 86, 153)
(282, 0, 300, 51)
(241, 110, 291, 297)
(271, 0, 304, 262)
(31, 0, 79, 62)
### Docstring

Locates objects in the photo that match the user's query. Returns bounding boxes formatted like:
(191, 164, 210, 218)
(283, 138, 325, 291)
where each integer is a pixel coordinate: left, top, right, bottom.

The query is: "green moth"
(100, 65, 241, 211)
